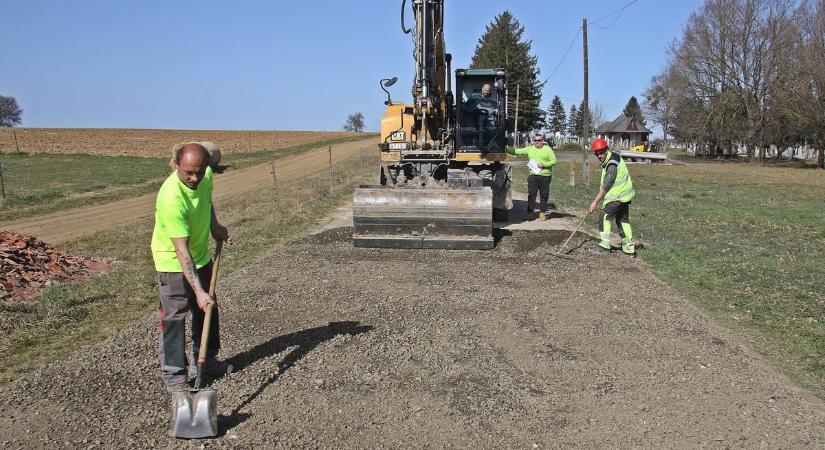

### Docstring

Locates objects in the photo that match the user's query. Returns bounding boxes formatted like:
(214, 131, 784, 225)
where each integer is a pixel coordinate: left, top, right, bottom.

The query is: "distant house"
(595, 114, 652, 148)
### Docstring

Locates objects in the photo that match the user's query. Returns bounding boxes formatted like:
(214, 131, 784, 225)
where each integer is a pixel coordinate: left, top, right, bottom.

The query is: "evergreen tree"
(567, 104, 579, 135)
(546, 95, 566, 134)
(470, 11, 545, 131)
(575, 100, 593, 136)
(622, 95, 646, 125)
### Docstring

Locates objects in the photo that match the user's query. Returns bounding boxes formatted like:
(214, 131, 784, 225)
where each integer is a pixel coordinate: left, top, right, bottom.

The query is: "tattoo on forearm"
(177, 249, 201, 293)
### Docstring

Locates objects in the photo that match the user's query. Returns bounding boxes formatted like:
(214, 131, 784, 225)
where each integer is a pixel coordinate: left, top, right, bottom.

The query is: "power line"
(591, 0, 642, 30)
(546, 26, 582, 82)
(545, 0, 642, 83)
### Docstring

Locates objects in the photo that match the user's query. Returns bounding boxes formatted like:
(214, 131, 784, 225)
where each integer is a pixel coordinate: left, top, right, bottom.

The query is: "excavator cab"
(455, 69, 507, 154)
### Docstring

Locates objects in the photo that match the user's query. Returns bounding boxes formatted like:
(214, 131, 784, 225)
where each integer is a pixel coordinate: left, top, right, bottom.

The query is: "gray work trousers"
(157, 262, 220, 386)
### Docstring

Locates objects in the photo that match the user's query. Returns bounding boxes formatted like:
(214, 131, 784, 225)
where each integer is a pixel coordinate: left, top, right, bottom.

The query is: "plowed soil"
(0, 128, 354, 157)
(1, 227, 823, 448)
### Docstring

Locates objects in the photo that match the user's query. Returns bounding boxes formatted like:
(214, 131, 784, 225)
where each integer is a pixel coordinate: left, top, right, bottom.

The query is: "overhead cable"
(591, 0, 642, 30)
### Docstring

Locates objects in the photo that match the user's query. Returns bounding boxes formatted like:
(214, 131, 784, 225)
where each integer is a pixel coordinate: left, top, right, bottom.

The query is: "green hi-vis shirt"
(506, 144, 557, 176)
(151, 166, 213, 272)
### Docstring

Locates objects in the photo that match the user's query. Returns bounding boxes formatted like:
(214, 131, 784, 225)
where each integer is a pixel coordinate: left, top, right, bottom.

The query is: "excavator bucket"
(352, 186, 494, 249)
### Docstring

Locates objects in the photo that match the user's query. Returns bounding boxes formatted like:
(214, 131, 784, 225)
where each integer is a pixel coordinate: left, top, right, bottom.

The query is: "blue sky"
(2, 0, 701, 132)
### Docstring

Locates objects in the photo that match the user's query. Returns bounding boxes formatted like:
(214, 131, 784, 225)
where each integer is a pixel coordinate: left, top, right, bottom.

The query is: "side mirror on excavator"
(378, 77, 398, 105)
(381, 77, 398, 105)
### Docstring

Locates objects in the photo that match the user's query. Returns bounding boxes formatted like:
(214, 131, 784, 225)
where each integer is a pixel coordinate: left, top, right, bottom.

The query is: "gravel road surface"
(1, 225, 823, 448)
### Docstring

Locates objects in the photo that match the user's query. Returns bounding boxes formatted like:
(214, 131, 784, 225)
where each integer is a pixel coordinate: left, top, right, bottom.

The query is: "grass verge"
(0, 150, 379, 383)
(513, 159, 825, 397)
(0, 134, 375, 222)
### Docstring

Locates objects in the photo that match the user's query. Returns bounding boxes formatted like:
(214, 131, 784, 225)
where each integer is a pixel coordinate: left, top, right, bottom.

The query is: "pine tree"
(575, 100, 593, 137)
(546, 95, 566, 134)
(622, 96, 646, 125)
(470, 11, 545, 132)
(567, 104, 579, 136)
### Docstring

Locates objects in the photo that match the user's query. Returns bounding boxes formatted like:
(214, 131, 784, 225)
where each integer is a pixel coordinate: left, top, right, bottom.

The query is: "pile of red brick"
(0, 231, 110, 299)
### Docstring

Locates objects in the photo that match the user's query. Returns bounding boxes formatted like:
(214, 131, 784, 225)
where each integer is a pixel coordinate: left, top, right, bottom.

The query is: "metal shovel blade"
(169, 388, 218, 439)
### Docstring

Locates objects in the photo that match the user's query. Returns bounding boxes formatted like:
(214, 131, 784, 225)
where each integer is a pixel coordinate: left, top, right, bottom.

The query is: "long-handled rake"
(554, 212, 591, 259)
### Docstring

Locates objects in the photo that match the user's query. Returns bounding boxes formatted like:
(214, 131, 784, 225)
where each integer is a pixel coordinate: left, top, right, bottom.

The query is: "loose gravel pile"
(1, 227, 823, 448)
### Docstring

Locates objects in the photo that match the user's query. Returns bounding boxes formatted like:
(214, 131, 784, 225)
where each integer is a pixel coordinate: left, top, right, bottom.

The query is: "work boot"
(539, 212, 547, 221)
(193, 358, 235, 377)
(166, 381, 190, 393)
(621, 251, 636, 258)
(526, 211, 536, 221)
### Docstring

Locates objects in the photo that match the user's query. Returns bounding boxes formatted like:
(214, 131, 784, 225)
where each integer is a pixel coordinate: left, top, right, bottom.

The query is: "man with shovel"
(151, 142, 234, 393)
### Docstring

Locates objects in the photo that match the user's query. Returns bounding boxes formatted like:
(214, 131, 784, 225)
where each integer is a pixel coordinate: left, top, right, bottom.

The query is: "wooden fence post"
(272, 159, 278, 201)
(13, 129, 20, 155)
(0, 162, 6, 199)
(570, 159, 576, 187)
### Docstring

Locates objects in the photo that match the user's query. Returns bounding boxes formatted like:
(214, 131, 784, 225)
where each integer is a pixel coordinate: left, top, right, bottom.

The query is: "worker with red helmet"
(587, 138, 636, 256)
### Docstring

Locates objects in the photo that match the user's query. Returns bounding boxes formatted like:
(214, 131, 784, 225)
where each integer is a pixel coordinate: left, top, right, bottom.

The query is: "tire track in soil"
(0, 138, 377, 244)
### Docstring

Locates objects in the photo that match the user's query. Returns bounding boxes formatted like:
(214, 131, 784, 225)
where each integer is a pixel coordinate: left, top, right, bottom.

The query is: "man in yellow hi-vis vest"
(587, 138, 636, 256)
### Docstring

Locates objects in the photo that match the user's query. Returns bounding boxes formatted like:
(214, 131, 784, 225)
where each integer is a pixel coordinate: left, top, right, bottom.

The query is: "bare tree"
(795, 0, 825, 167)
(590, 103, 607, 131)
(655, 0, 804, 160)
(644, 68, 678, 142)
(343, 112, 365, 132)
(0, 96, 23, 127)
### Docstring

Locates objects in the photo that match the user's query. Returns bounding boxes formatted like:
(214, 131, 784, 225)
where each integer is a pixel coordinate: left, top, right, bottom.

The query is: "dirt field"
(0, 128, 355, 157)
(0, 224, 823, 447)
(0, 137, 377, 244)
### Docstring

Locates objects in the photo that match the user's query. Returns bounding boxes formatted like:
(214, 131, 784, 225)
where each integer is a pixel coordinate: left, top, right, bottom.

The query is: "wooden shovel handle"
(198, 240, 223, 365)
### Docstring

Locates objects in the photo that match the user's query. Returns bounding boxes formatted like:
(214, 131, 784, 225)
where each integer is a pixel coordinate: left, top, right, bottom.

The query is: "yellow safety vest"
(600, 151, 635, 206)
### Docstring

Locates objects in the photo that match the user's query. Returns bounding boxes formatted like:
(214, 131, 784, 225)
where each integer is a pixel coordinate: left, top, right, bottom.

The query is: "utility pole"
(582, 18, 591, 184)
(514, 84, 521, 148)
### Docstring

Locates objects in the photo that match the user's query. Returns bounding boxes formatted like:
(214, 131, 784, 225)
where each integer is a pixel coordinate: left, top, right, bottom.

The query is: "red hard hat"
(591, 138, 608, 152)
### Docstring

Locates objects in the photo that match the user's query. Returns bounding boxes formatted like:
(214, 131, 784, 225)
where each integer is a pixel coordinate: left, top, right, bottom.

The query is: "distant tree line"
(644, 0, 825, 167)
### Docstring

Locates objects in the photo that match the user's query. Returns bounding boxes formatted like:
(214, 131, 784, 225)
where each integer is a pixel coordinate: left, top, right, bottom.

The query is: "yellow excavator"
(352, 0, 512, 249)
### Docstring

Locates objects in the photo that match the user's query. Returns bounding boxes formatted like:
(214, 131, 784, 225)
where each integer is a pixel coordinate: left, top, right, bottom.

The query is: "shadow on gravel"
(493, 228, 512, 245)
(218, 321, 374, 433)
(509, 199, 574, 222)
